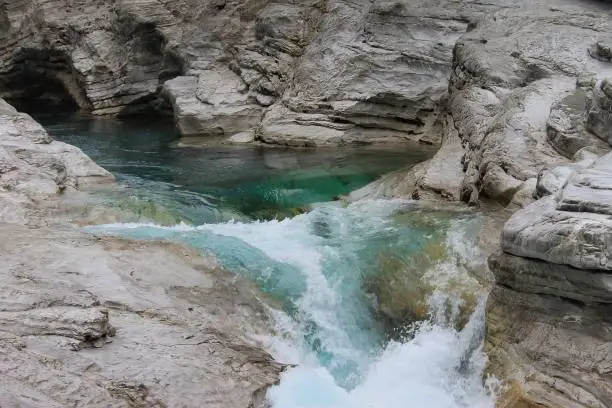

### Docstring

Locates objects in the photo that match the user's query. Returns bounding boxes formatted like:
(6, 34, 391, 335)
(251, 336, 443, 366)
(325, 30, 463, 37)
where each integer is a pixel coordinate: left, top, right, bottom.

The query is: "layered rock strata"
(354, 1, 612, 204)
(3, 1, 612, 407)
(488, 153, 612, 408)
(0, 0, 526, 145)
(349, 3, 612, 407)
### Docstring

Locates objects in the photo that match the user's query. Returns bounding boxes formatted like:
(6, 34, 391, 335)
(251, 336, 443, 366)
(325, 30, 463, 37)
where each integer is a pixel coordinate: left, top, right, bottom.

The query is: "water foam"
(88, 199, 496, 408)
(268, 306, 494, 408)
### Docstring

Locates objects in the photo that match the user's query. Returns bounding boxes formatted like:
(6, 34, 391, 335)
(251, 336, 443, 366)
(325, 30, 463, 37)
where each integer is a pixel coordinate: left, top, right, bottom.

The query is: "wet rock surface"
(3, 1, 612, 407)
(0, 99, 284, 407)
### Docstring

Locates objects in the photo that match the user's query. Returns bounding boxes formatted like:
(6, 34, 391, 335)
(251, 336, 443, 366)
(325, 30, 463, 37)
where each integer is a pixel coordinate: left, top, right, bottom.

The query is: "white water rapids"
(89, 199, 498, 408)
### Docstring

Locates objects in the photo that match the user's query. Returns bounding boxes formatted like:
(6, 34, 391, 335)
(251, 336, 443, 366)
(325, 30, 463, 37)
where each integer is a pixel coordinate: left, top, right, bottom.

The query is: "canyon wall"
(2, 1, 612, 407)
(348, 2, 612, 407)
(1, 0, 526, 145)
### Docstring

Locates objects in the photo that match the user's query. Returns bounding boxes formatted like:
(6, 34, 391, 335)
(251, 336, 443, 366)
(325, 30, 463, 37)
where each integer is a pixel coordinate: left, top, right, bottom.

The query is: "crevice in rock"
(495, 281, 602, 309)
(0, 48, 88, 114)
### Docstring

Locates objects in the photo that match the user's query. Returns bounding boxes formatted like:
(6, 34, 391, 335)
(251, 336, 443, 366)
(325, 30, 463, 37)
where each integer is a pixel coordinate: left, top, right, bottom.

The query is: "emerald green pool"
(42, 114, 435, 223)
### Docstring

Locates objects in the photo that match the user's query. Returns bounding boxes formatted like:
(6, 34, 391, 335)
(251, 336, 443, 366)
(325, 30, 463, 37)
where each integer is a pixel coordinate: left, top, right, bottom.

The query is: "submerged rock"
(364, 210, 490, 336)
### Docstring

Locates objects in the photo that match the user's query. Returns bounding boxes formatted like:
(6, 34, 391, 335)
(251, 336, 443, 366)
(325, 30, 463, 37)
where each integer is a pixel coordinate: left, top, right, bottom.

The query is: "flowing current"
(44, 115, 497, 408)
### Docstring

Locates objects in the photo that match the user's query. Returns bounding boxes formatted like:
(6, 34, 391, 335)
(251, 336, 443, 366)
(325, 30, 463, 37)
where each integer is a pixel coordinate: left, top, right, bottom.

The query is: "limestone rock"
(348, 114, 460, 200)
(547, 87, 610, 159)
(490, 151, 612, 407)
(357, 0, 612, 204)
(507, 178, 537, 210)
(481, 163, 523, 204)
(587, 78, 612, 146)
(228, 131, 255, 144)
(0, 98, 113, 224)
(0, 225, 285, 408)
(259, 0, 506, 146)
(503, 153, 612, 270)
(490, 252, 612, 305)
(450, 2, 612, 205)
(163, 73, 263, 137)
(0, 0, 524, 145)
(0, 98, 283, 407)
(487, 282, 612, 408)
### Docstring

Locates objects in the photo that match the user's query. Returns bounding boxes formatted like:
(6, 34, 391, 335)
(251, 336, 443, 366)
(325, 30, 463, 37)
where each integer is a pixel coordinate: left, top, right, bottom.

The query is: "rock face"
(0, 0, 527, 145)
(356, 1, 612, 205)
(0, 226, 284, 408)
(347, 2, 612, 407)
(3, 1, 612, 407)
(0, 99, 284, 407)
(435, 4, 612, 407)
(487, 153, 612, 408)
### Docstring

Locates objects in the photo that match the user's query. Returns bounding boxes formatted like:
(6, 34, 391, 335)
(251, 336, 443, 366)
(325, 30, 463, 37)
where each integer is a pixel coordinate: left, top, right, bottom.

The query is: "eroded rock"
(0, 225, 285, 408)
(547, 87, 610, 159)
(503, 153, 612, 270)
(587, 78, 612, 146)
(0, 98, 113, 224)
(0, 99, 284, 407)
(489, 151, 612, 407)
(0, 0, 528, 144)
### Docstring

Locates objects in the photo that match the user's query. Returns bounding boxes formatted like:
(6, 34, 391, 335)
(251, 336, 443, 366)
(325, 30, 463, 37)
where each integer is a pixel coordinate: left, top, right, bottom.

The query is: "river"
(42, 114, 497, 408)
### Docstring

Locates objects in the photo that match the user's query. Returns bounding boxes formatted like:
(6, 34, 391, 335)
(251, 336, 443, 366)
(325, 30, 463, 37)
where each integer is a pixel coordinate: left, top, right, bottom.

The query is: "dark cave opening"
(2, 74, 80, 114)
(0, 49, 84, 115)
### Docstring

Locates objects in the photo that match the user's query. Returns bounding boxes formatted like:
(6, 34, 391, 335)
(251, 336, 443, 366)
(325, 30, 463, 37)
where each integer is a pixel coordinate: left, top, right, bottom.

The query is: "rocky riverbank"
(2, 0, 612, 407)
(0, 0, 547, 146)
(352, 2, 612, 407)
(0, 99, 284, 407)
(488, 154, 612, 408)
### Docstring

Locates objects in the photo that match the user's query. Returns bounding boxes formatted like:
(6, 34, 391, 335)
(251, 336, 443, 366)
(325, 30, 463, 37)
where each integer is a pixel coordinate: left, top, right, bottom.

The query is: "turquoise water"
(45, 116, 496, 408)
(42, 114, 435, 223)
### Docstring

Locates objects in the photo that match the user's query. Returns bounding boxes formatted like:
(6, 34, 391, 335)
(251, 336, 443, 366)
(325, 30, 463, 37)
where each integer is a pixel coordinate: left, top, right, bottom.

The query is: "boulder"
(0, 98, 113, 224)
(587, 78, 612, 146)
(503, 153, 612, 271)
(547, 87, 610, 159)
(162, 73, 263, 137)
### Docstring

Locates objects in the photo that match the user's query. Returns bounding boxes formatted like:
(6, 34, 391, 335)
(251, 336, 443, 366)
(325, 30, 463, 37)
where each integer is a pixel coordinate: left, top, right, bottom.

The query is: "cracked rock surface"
(0, 0, 546, 145)
(0, 226, 284, 408)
